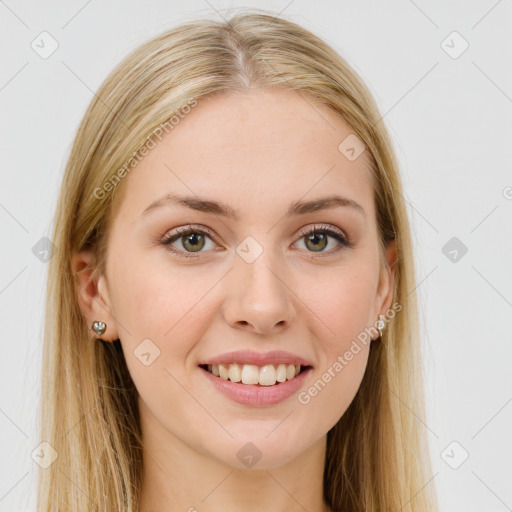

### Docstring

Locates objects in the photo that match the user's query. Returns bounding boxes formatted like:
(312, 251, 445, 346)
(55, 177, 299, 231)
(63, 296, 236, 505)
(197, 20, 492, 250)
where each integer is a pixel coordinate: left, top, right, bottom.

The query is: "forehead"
(112, 88, 375, 223)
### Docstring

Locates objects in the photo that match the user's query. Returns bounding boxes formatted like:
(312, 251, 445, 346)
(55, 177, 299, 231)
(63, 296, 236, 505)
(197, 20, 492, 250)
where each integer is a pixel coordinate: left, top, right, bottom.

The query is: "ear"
(71, 250, 119, 342)
(373, 239, 398, 327)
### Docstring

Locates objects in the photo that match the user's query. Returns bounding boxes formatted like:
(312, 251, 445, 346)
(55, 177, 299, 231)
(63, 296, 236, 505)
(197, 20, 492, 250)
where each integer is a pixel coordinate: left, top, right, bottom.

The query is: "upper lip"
(198, 350, 314, 368)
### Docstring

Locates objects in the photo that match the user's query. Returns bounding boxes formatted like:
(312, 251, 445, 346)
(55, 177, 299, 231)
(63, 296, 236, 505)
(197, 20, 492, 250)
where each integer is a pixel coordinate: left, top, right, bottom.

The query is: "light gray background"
(1, 1, 511, 510)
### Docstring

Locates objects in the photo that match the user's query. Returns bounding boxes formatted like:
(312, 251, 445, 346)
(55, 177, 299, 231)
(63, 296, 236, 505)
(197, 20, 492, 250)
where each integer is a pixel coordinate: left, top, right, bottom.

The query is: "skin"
(73, 88, 397, 512)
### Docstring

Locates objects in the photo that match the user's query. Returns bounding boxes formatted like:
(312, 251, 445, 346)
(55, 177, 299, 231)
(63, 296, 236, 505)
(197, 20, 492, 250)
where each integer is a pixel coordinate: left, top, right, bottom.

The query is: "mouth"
(198, 363, 312, 386)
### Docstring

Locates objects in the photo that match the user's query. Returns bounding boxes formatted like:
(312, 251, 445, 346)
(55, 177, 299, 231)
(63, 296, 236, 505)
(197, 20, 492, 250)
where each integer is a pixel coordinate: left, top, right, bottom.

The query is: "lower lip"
(199, 366, 312, 407)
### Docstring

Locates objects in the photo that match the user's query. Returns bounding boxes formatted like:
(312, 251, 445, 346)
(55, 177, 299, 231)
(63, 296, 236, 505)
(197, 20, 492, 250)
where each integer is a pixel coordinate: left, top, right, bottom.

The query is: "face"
(74, 88, 396, 469)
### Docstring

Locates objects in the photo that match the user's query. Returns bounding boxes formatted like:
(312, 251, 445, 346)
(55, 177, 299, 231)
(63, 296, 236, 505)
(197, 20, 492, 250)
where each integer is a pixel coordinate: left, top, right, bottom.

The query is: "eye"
(294, 224, 353, 255)
(160, 225, 218, 259)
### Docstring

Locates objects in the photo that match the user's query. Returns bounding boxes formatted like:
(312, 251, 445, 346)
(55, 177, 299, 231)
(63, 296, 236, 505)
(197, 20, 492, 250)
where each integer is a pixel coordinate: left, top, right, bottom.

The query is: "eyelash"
(160, 224, 353, 259)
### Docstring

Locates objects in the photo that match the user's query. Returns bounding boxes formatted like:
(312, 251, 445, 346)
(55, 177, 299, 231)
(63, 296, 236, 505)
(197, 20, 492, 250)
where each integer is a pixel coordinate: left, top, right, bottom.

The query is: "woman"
(38, 10, 438, 511)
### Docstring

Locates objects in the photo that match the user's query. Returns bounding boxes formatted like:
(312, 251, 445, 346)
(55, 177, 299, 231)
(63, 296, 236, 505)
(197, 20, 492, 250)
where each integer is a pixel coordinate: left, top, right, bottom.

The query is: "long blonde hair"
(38, 10, 438, 511)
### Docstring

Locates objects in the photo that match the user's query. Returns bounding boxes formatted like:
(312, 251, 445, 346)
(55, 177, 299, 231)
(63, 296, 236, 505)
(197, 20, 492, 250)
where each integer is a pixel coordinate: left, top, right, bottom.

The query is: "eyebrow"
(139, 193, 366, 220)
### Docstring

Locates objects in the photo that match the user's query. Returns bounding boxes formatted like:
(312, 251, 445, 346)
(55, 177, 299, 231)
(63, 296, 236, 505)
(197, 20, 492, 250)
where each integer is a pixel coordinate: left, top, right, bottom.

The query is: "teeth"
(241, 364, 259, 385)
(219, 364, 229, 380)
(276, 363, 287, 382)
(258, 365, 276, 386)
(207, 363, 303, 385)
(228, 363, 241, 382)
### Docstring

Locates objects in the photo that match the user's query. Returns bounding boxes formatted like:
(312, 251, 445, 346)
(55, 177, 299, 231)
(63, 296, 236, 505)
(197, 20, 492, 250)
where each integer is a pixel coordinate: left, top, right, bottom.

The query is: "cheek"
(294, 271, 375, 426)
(109, 253, 219, 382)
(111, 264, 221, 438)
(294, 262, 377, 420)
(304, 263, 379, 348)
(132, 274, 212, 339)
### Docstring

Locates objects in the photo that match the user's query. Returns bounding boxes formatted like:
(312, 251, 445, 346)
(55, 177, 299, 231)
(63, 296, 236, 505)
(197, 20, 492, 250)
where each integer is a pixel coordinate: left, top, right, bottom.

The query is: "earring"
(89, 320, 106, 338)
(376, 314, 386, 338)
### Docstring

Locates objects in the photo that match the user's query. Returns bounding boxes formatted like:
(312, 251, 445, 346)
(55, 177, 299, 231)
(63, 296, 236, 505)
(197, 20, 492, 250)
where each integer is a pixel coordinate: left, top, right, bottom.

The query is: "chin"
(206, 429, 317, 471)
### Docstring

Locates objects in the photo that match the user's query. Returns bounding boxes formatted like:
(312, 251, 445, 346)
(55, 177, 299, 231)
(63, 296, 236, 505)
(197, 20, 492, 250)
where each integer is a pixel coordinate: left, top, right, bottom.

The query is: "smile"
(199, 363, 308, 386)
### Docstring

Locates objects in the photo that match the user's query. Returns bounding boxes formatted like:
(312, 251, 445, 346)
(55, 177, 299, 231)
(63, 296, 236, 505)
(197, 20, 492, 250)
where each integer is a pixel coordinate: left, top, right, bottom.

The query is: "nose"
(222, 252, 296, 335)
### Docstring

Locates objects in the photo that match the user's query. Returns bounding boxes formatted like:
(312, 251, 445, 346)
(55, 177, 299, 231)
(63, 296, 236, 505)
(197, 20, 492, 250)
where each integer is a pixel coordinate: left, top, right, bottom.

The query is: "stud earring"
(376, 314, 386, 338)
(89, 320, 107, 338)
